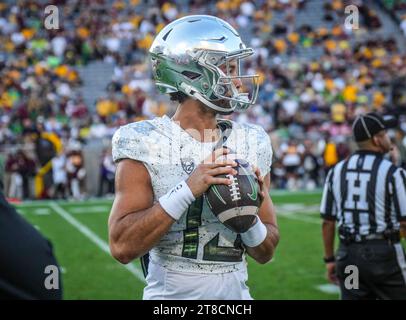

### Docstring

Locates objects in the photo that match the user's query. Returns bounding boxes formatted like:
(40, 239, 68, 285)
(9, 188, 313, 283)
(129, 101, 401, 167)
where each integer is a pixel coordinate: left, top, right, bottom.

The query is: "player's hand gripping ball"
(205, 157, 261, 233)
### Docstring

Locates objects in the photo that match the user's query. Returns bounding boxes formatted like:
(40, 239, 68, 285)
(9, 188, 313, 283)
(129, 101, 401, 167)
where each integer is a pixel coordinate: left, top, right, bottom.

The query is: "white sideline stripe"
(16, 208, 26, 215)
(277, 204, 320, 213)
(16, 198, 113, 207)
(15, 190, 322, 206)
(16, 205, 110, 215)
(316, 284, 340, 295)
(49, 202, 145, 283)
(271, 189, 322, 196)
(34, 208, 51, 215)
(278, 212, 320, 225)
(17, 202, 322, 225)
(394, 243, 406, 285)
(68, 206, 110, 214)
(276, 204, 320, 225)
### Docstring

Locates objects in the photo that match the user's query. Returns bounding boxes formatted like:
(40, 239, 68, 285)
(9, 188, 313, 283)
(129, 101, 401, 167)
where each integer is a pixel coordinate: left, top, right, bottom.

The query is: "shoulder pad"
(112, 121, 159, 163)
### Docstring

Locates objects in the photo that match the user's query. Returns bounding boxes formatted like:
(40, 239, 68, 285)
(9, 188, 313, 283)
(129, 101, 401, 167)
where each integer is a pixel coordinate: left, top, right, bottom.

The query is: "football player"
(108, 15, 279, 300)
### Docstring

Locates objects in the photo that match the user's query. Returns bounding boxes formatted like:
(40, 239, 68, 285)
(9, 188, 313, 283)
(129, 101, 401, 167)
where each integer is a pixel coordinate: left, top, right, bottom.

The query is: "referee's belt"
(339, 231, 400, 244)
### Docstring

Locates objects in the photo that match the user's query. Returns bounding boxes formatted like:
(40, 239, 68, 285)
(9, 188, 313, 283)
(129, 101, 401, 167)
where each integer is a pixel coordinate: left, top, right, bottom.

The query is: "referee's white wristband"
(158, 180, 195, 221)
(240, 218, 267, 247)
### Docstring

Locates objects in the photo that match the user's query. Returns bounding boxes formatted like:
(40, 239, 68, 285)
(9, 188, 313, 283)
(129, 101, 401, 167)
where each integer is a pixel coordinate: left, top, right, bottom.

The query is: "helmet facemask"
(188, 48, 259, 114)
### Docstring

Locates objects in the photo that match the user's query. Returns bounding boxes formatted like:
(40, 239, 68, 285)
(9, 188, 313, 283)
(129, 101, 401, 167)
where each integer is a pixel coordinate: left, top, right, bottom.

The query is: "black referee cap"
(352, 112, 397, 142)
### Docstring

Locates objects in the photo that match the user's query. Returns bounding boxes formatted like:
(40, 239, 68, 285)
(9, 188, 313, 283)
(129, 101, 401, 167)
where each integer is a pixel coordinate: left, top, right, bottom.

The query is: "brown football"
(205, 158, 261, 233)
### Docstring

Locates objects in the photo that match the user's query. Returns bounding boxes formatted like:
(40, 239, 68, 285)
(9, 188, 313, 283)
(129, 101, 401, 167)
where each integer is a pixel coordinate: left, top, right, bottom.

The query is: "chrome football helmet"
(149, 15, 259, 114)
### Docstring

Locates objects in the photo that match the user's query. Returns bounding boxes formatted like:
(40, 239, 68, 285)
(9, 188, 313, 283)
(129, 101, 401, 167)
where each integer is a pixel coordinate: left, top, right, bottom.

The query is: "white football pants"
(143, 260, 253, 300)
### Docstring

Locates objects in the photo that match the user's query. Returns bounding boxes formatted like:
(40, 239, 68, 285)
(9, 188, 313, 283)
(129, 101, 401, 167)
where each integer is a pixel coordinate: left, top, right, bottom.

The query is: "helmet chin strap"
(180, 82, 235, 114)
(232, 93, 250, 110)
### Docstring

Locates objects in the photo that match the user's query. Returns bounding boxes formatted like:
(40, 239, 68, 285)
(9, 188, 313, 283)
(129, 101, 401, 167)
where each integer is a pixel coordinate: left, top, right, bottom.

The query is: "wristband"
(323, 256, 335, 263)
(159, 180, 195, 221)
(240, 218, 267, 247)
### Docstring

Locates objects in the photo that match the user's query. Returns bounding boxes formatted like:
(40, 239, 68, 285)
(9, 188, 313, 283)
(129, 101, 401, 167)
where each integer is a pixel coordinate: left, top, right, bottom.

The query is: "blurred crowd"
(1, 0, 406, 199)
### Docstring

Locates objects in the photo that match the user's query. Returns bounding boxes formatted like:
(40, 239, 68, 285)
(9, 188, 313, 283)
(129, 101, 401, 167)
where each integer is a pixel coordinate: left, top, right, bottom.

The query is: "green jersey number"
(181, 196, 244, 262)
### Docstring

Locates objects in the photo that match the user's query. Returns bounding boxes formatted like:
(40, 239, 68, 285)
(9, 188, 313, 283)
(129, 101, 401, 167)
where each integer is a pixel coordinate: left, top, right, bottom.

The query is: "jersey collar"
(355, 149, 384, 157)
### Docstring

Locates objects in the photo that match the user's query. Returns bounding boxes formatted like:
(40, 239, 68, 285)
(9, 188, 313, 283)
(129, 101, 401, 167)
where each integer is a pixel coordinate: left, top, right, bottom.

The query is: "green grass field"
(13, 191, 346, 299)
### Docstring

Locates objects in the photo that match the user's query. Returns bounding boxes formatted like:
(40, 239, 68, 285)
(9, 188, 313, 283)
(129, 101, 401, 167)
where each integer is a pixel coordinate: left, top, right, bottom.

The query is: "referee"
(320, 112, 406, 300)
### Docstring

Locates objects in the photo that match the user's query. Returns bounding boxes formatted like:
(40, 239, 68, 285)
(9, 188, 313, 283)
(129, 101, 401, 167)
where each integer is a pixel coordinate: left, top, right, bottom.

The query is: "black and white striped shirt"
(320, 150, 406, 235)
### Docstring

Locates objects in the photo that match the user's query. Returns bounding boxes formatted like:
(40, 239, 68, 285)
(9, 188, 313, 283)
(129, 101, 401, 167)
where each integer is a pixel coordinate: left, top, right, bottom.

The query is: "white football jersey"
(112, 115, 273, 274)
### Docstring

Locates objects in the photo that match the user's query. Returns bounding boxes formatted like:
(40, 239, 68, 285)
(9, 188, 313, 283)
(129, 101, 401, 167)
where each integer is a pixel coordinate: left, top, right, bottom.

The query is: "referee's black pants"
(336, 240, 406, 300)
